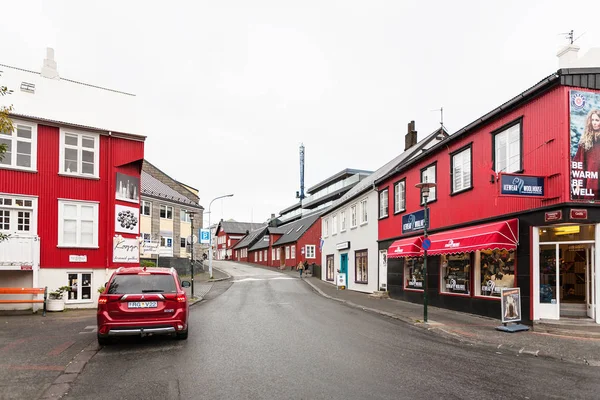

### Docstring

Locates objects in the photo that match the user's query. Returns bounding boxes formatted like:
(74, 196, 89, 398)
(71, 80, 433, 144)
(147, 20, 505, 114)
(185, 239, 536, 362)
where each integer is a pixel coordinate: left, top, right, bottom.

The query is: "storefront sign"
(20, 265, 33, 270)
(402, 209, 429, 234)
(142, 242, 159, 254)
(570, 209, 588, 220)
(115, 204, 140, 234)
(336, 273, 346, 288)
(69, 255, 87, 263)
(336, 241, 350, 250)
(544, 210, 562, 222)
(500, 174, 544, 197)
(113, 237, 140, 263)
(570, 90, 600, 201)
(500, 287, 522, 324)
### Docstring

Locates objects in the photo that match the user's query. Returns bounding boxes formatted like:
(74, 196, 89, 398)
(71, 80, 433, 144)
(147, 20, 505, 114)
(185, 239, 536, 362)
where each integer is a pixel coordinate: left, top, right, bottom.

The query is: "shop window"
(67, 272, 92, 302)
(326, 255, 334, 281)
(475, 249, 515, 298)
(440, 253, 471, 295)
(404, 257, 424, 290)
(539, 224, 595, 242)
(355, 250, 368, 283)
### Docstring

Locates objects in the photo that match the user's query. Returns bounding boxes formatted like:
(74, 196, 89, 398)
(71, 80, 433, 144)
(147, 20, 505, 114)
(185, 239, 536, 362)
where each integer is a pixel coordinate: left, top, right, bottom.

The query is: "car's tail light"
(176, 295, 186, 303)
(98, 296, 108, 305)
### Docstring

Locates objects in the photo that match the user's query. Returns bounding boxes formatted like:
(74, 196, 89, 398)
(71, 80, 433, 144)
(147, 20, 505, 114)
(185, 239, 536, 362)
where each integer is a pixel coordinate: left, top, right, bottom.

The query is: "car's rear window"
(107, 274, 177, 294)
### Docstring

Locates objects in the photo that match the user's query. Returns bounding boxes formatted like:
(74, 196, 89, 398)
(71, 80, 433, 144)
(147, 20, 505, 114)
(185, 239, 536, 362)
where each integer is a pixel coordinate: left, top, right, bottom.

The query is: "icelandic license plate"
(128, 301, 158, 309)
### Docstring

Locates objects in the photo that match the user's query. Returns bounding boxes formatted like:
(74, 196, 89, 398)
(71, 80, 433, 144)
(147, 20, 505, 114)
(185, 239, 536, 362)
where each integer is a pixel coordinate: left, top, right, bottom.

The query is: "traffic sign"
(422, 238, 431, 251)
(199, 229, 210, 244)
(187, 235, 198, 245)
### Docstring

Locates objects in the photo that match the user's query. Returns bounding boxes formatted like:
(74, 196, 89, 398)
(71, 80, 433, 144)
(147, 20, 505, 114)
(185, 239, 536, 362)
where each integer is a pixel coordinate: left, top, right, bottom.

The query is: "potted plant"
(47, 286, 70, 312)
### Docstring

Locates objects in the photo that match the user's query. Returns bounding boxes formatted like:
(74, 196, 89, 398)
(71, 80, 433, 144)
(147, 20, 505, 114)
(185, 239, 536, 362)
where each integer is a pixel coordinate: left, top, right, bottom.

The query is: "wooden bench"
(0, 287, 47, 316)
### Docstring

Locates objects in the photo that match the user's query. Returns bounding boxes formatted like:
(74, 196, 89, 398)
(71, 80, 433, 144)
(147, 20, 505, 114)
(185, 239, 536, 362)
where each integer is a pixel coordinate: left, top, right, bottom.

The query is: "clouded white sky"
(0, 0, 598, 227)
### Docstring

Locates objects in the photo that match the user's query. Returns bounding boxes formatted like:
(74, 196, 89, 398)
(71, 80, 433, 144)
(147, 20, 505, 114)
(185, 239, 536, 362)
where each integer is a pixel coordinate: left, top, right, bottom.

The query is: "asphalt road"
(64, 261, 600, 400)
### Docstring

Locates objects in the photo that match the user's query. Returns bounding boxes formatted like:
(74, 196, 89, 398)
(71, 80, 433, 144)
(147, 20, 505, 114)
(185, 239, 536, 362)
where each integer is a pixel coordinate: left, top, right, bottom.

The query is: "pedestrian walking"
(297, 261, 304, 278)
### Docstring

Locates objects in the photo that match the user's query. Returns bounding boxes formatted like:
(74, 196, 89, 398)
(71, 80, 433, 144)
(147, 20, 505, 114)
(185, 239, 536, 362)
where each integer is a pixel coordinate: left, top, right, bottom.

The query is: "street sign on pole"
(199, 229, 210, 244)
(422, 238, 431, 251)
(187, 235, 198, 245)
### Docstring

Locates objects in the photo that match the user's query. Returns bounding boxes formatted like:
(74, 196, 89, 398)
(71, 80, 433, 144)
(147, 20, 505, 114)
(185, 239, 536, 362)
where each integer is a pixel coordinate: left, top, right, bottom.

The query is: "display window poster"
(116, 172, 140, 203)
(115, 204, 139, 234)
(500, 287, 522, 324)
(570, 90, 600, 201)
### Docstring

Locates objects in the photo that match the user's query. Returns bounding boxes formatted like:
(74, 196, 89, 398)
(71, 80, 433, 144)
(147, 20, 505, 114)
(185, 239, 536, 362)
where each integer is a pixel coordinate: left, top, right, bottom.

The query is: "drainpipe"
(106, 132, 112, 278)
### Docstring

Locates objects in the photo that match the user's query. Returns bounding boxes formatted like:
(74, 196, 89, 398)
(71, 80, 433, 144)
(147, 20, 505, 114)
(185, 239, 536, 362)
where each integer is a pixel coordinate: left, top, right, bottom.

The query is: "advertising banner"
(500, 174, 544, 197)
(401, 209, 429, 234)
(500, 287, 522, 324)
(113, 237, 140, 263)
(115, 204, 140, 234)
(570, 90, 600, 201)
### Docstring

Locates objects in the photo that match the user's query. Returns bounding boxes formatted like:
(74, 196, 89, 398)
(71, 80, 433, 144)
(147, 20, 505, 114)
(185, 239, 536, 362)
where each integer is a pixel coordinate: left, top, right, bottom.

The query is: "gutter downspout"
(106, 132, 112, 281)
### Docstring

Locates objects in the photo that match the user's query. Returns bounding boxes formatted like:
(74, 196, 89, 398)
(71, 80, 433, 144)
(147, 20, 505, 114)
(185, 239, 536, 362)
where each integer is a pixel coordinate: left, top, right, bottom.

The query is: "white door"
(588, 245, 596, 319)
(379, 250, 388, 291)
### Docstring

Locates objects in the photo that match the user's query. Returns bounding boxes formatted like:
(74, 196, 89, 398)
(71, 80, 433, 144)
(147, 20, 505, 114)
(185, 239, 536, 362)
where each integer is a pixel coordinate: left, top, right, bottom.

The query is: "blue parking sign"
(199, 229, 210, 244)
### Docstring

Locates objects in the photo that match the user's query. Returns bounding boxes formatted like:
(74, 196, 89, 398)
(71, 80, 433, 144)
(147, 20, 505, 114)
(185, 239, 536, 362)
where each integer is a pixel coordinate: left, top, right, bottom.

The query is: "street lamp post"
(188, 211, 196, 298)
(415, 181, 436, 323)
(208, 194, 234, 279)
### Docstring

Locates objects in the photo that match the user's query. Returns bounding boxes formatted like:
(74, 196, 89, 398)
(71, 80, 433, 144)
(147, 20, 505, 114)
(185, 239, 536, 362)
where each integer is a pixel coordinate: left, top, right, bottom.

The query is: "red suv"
(97, 267, 190, 345)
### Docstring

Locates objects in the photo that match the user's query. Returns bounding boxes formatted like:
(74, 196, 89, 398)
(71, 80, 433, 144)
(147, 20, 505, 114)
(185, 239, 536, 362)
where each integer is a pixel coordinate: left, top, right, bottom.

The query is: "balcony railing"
(0, 235, 41, 270)
(301, 174, 360, 207)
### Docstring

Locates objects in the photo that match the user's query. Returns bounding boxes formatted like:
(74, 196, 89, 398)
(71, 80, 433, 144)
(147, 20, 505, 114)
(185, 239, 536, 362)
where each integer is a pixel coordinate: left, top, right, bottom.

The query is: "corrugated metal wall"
(377, 86, 577, 241)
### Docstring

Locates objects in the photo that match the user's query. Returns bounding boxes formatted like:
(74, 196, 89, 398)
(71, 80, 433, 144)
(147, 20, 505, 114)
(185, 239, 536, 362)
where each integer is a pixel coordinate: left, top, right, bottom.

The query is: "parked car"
(97, 267, 190, 345)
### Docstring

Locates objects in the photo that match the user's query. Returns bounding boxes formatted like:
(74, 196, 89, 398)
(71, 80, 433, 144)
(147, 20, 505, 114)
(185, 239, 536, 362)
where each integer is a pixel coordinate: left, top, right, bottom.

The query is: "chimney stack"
(404, 120, 418, 151)
(41, 47, 59, 79)
(557, 43, 580, 68)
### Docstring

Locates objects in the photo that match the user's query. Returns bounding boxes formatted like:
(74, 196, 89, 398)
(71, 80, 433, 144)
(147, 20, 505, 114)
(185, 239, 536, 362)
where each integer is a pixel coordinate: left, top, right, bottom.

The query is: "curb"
(208, 266, 232, 282)
(301, 279, 599, 367)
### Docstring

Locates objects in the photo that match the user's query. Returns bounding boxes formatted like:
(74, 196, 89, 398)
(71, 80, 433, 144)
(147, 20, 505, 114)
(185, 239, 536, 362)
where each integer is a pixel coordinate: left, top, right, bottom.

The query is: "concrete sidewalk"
(182, 266, 231, 304)
(246, 262, 600, 367)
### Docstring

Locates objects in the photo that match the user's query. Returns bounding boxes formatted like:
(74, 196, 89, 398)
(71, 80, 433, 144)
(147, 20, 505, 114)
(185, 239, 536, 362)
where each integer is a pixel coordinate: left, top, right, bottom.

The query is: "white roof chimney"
(557, 44, 580, 68)
(41, 47, 59, 79)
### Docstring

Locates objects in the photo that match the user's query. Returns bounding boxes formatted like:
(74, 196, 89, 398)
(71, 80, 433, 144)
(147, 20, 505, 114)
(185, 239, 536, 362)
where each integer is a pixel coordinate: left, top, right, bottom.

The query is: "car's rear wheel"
(97, 334, 111, 346)
(176, 330, 188, 340)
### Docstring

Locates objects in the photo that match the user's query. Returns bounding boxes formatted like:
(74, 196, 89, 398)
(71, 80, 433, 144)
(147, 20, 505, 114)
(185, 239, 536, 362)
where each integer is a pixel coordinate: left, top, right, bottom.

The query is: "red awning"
(387, 236, 423, 258)
(425, 219, 519, 255)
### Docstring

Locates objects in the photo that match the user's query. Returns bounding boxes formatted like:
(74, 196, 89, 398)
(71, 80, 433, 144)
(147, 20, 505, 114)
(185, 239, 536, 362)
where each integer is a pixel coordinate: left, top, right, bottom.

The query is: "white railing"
(0, 235, 40, 270)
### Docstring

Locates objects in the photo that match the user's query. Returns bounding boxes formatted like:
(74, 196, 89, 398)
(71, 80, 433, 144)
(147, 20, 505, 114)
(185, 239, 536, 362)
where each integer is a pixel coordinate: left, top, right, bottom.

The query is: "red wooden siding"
(378, 86, 575, 241)
(0, 124, 144, 269)
(296, 221, 322, 266)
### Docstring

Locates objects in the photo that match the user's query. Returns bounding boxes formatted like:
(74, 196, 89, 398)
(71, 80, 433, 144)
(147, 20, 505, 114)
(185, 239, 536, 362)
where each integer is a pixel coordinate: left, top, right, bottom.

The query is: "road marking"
(79, 326, 98, 334)
(0, 338, 29, 352)
(233, 277, 295, 283)
(47, 341, 76, 356)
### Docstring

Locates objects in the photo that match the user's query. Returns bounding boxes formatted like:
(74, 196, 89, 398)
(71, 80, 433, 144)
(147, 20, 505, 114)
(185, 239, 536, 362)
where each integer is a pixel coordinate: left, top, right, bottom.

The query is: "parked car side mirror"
(181, 281, 191, 288)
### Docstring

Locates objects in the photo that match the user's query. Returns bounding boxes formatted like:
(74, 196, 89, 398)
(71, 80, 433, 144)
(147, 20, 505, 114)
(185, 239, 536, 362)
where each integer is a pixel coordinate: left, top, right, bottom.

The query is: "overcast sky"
(0, 0, 598, 227)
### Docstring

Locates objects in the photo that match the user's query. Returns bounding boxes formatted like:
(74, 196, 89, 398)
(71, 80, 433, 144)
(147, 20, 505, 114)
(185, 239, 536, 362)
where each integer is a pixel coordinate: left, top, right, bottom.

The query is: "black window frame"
(491, 116, 524, 174)
(378, 188, 389, 219)
(450, 143, 474, 195)
(419, 161, 438, 205)
(393, 178, 406, 214)
(326, 254, 335, 281)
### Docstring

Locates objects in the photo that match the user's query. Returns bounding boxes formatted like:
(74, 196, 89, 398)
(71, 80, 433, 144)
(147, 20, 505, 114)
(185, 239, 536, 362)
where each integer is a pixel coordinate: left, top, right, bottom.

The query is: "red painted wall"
(0, 124, 144, 269)
(295, 220, 322, 266)
(378, 86, 574, 241)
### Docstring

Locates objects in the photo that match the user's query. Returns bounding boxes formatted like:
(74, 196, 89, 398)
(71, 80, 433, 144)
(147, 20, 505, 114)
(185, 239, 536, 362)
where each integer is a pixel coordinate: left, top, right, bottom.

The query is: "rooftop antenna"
(558, 30, 585, 45)
(296, 143, 305, 200)
(431, 107, 445, 135)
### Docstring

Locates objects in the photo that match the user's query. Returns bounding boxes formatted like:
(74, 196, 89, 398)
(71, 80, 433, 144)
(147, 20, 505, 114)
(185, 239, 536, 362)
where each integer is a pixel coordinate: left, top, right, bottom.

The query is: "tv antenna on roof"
(431, 107, 444, 132)
(558, 30, 585, 45)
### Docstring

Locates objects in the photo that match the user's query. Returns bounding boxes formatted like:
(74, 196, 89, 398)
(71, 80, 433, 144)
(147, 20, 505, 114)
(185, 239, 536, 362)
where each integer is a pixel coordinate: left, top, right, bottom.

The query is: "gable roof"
(249, 234, 271, 251)
(273, 212, 322, 246)
(218, 221, 265, 235)
(323, 127, 448, 217)
(141, 171, 199, 207)
(233, 225, 268, 250)
(143, 160, 200, 204)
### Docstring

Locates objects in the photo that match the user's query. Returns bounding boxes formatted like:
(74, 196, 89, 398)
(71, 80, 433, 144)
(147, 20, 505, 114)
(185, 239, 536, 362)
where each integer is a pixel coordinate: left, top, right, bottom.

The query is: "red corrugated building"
(377, 66, 600, 324)
(0, 49, 145, 309)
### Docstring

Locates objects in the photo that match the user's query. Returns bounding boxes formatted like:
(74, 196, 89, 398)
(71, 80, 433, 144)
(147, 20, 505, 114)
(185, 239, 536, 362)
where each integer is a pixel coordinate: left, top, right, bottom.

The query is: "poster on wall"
(115, 172, 140, 203)
(115, 204, 139, 234)
(113, 237, 140, 263)
(570, 90, 600, 201)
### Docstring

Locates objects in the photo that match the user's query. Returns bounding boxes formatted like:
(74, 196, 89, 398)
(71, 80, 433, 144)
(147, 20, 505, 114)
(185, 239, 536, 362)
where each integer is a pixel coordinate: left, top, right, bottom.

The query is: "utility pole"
(189, 211, 196, 298)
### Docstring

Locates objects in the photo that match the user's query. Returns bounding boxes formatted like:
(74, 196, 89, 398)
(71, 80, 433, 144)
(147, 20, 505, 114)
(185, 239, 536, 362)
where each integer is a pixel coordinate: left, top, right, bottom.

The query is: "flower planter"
(47, 299, 65, 312)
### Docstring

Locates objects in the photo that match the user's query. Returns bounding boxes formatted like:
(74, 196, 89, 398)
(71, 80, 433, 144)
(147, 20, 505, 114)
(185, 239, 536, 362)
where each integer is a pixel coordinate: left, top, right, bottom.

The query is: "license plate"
(128, 301, 158, 309)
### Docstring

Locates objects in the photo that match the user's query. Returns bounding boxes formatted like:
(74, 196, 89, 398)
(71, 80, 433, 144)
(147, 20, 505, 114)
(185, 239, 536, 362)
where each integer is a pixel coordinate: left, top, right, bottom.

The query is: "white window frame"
(0, 120, 37, 171)
(0, 194, 37, 235)
(141, 201, 151, 216)
(66, 271, 93, 304)
(259, 251, 263, 262)
(452, 147, 472, 193)
(272, 248, 275, 261)
(59, 129, 100, 178)
(291, 245, 296, 259)
(360, 199, 368, 225)
(181, 209, 191, 222)
(160, 205, 173, 220)
(394, 180, 405, 213)
(58, 199, 99, 248)
(493, 121, 521, 174)
(276, 248, 280, 260)
(340, 210, 347, 232)
(285, 246, 290, 259)
(306, 245, 316, 259)
(379, 189, 389, 218)
(264, 249, 267, 261)
(254, 252, 257, 262)
(420, 164, 436, 203)
(351, 205, 357, 228)
(332, 214, 338, 235)
(323, 218, 329, 237)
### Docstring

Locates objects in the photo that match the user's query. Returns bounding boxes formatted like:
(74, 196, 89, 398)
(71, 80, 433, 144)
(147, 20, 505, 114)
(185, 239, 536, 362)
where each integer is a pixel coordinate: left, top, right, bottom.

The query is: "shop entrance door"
(379, 250, 388, 291)
(340, 253, 348, 287)
(559, 244, 591, 318)
(587, 245, 596, 319)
